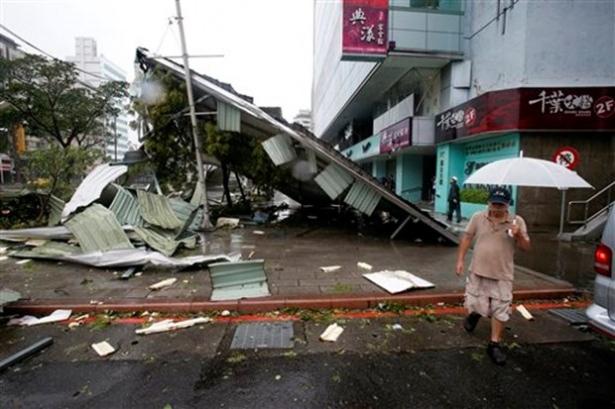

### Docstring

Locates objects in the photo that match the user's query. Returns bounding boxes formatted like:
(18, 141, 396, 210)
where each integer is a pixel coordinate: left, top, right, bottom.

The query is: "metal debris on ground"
(0, 337, 54, 372)
(8, 309, 72, 326)
(231, 322, 294, 349)
(64, 204, 134, 253)
(120, 266, 140, 280)
(363, 270, 435, 294)
(0, 289, 21, 312)
(135, 317, 211, 335)
(15, 259, 31, 265)
(24, 239, 47, 247)
(357, 262, 373, 271)
(320, 323, 344, 342)
(208, 259, 270, 301)
(149, 278, 177, 291)
(320, 265, 342, 273)
(515, 304, 534, 321)
(91, 341, 116, 357)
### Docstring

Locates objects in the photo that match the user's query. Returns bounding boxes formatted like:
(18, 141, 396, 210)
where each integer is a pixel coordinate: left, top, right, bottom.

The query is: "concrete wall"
(466, 0, 615, 97)
(518, 133, 615, 227)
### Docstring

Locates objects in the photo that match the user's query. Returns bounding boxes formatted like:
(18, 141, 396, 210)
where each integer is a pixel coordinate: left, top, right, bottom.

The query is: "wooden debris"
(516, 304, 534, 320)
(320, 265, 342, 273)
(357, 262, 373, 271)
(149, 278, 177, 290)
(135, 317, 212, 335)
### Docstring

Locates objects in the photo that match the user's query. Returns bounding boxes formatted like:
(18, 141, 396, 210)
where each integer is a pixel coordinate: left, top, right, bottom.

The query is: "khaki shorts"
(464, 272, 513, 322)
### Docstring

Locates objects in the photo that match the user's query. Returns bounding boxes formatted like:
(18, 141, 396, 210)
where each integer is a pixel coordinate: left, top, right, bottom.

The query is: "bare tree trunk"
(234, 170, 247, 202)
(221, 162, 232, 206)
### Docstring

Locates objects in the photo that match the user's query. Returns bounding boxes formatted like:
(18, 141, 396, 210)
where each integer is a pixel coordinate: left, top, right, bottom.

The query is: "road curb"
(4, 287, 579, 315)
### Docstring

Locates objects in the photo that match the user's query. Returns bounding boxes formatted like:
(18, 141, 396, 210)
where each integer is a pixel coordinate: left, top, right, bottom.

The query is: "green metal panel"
(344, 181, 382, 216)
(12, 241, 82, 259)
(137, 190, 183, 230)
(208, 259, 270, 301)
(261, 133, 297, 166)
(314, 164, 354, 200)
(108, 184, 143, 226)
(64, 204, 134, 252)
(47, 195, 65, 227)
(169, 198, 198, 223)
(217, 101, 241, 132)
(133, 226, 197, 257)
(190, 183, 204, 206)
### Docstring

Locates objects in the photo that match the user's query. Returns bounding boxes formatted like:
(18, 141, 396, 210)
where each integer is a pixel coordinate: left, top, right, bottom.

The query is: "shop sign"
(435, 87, 615, 142)
(552, 146, 580, 170)
(342, 0, 388, 60)
(380, 117, 411, 154)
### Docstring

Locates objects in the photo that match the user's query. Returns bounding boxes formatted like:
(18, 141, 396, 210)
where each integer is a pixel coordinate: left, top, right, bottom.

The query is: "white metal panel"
(261, 133, 297, 166)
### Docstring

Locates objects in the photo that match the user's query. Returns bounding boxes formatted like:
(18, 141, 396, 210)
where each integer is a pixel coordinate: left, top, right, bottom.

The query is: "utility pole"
(113, 115, 118, 162)
(174, 0, 213, 231)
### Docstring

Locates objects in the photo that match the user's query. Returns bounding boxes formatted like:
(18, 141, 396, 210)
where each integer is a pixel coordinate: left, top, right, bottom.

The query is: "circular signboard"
(552, 146, 580, 170)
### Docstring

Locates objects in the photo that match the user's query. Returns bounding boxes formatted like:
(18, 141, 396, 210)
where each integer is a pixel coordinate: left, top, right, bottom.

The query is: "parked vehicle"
(586, 207, 615, 337)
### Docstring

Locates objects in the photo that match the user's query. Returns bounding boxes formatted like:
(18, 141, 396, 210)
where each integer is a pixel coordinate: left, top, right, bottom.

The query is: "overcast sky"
(0, 0, 314, 123)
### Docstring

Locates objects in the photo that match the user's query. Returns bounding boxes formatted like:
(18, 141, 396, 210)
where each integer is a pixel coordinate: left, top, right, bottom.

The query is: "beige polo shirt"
(465, 210, 529, 282)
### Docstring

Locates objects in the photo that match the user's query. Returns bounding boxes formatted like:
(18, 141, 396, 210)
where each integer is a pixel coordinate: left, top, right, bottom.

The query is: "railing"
(567, 180, 615, 228)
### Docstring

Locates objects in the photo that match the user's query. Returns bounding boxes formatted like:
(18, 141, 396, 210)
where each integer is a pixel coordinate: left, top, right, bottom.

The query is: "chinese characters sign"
(342, 0, 388, 59)
(435, 87, 615, 143)
(380, 118, 411, 154)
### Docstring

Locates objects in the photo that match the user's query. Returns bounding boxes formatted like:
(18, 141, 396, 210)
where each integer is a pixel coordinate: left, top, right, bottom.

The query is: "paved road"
(1, 311, 614, 409)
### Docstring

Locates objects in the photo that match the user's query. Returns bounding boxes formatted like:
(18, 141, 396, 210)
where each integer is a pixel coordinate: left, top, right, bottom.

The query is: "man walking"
(455, 187, 531, 365)
(447, 176, 461, 223)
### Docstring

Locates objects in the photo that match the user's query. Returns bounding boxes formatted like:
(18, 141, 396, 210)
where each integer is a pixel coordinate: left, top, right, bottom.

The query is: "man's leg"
(487, 307, 508, 365)
(490, 317, 505, 342)
(455, 203, 462, 223)
(447, 203, 452, 221)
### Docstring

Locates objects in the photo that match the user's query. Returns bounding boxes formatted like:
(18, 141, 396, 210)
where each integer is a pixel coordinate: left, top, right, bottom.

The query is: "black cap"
(488, 187, 511, 204)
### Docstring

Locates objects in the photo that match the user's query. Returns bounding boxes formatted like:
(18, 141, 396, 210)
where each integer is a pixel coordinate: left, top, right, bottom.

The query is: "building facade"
(66, 37, 130, 161)
(312, 0, 615, 226)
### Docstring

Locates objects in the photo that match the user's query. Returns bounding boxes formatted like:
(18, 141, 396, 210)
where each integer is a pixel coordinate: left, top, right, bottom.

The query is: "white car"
(586, 207, 615, 337)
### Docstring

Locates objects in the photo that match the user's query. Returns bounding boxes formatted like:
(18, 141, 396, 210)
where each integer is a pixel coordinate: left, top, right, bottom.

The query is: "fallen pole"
(0, 337, 53, 372)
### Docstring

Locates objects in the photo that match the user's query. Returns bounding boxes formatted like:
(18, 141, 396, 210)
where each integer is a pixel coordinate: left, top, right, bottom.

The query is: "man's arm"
(456, 233, 474, 276)
(511, 217, 531, 251)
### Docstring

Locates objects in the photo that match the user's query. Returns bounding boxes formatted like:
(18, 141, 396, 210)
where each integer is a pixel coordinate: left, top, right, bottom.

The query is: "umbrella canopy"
(463, 157, 593, 190)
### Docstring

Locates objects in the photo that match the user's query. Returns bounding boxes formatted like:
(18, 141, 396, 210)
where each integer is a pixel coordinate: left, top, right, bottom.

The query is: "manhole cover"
(230, 322, 294, 349)
(548, 308, 588, 325)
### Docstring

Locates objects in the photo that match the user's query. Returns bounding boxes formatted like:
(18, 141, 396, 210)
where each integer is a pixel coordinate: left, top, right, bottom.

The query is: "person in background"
(447, 176, 461, 223)
(455, 187, 531, 365)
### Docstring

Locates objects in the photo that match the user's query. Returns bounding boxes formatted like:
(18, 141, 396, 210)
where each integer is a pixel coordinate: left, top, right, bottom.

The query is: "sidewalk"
(1, 226, 576, 314)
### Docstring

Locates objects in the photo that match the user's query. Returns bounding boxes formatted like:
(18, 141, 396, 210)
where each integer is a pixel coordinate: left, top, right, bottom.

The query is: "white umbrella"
(463, 156, 592, 189)
(463, 154, 593, 236)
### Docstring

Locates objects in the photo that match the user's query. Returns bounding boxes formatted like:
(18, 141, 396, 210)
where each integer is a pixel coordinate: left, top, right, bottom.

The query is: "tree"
(0, 54, 128, 149)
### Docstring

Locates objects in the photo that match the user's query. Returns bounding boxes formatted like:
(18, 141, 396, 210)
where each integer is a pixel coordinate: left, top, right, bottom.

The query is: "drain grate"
(230, 322, 294, 349)
(548, 308, 588, 325)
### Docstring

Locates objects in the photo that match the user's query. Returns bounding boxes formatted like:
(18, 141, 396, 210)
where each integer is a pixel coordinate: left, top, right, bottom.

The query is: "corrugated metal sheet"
(261, 133, 297, 166)
(47, 195, 65, 226)
(64, 204, 134, 253)
(190, 183, 204, 206)
(137, 190, 183, 230)
(12, 241, 82, 259)
(169, 198, 198, 223)
(208, 259, 270, 301)
(344, 181, 382, 216)
(62, 164, 128, 219)
(314, 164, 354, 200)
(217, 100, 241, 132)
(108, 185, 143, 226)
(133, 226, 197, 257)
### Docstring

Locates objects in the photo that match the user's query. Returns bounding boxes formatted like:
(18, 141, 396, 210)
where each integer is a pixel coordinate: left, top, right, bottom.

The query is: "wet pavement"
(0, 226, 571, 304)
(0, 311, 613, 408)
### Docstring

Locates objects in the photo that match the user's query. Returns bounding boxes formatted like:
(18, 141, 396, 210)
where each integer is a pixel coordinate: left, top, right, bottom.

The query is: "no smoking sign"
(552, 146, 580, 170)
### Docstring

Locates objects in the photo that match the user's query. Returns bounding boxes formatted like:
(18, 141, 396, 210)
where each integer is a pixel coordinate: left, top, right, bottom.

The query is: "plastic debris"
(252, 230, 265, 235)
(216, 218, 240, 229)
(220, 310, 231, 317)
(149, 278, 177, 290)
(8, 309, 72, 326)
(320, 323, 344, 342)
(320, 265, 342, 273)
(135, 317, 212, 335)
(91, 341, 116, 357)
(516, 304, 534, 320)
(15, 259, 32, 265)
(363, 270, 434, 294)
(357, 262, 373, 271)
(391, 324, 403, 331)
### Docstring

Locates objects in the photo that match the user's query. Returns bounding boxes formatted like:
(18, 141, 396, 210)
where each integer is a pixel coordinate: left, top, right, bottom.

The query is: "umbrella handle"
(507, 219, 517, 238)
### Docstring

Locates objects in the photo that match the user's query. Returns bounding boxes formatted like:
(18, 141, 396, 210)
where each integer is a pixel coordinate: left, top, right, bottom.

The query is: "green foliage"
(0, 54, 128, 148)
(460, 187, 489, 204)
(22, 144, 102, 200)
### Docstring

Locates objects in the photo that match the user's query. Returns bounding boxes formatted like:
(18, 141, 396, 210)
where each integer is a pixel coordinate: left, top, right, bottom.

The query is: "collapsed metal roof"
(135, 47, 458, 244)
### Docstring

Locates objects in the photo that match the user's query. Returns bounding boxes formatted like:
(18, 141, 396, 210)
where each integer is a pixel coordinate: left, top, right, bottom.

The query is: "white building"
(292, 109, 313, 132)
(66, 37, 130, 160)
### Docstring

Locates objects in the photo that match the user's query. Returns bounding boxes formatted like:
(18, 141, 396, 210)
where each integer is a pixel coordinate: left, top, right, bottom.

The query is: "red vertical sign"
(342, 0, 388, 59)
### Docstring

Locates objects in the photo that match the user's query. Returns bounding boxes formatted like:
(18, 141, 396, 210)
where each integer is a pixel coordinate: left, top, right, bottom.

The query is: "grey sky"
(0, 0, 314, 122)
